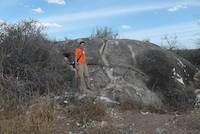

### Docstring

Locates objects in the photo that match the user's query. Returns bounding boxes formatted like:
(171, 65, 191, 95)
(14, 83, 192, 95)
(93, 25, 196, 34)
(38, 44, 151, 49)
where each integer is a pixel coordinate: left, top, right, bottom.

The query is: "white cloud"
(46, 0, 65, 5)
(168, 4, 187, 12)
(32, 8, 44, 14)
(42, 1, 200, 23)
(42, 4, 171, 23)
(121, 25, 132, 29)
(167, 0, 200, 12)
(43, 22, 62, 28)
(37, 22, 62, 28)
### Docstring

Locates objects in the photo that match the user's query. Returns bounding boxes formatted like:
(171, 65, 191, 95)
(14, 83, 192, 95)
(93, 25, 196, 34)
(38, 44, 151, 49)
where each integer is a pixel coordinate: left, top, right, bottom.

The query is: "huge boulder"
(57, 38, 198, 111)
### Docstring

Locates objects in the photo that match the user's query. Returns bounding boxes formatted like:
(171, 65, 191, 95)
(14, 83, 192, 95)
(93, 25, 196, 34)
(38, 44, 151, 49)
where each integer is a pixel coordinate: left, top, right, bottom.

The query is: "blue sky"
(0, 0, 200, 48)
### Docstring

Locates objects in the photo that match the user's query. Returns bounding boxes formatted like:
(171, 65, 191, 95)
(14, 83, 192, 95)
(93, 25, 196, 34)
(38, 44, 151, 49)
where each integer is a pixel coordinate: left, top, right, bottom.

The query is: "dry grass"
(119, 99, 167, 114)
(0, 96, 55, 134)
(119, 99, 141, 112)
(24, 96, 55, 134)
(0, 117, 24, 134)
(64, 98, 106, 124)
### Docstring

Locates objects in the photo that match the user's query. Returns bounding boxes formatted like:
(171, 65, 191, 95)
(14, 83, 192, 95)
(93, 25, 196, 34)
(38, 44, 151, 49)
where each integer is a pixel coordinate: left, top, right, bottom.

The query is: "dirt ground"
(53, 106, 200, 134)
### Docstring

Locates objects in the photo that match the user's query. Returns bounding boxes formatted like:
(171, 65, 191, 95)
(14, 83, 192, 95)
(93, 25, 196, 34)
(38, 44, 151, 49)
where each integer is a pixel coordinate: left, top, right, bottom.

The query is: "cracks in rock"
(102, 67, 144, 101)
(87, 39, 163, 107)
(94, 39, 151, 105)
(97, 39, 146, 76)
(98, 39, 145, 95)
(128, 45, 137, 65)
(99, 39, 109, 66)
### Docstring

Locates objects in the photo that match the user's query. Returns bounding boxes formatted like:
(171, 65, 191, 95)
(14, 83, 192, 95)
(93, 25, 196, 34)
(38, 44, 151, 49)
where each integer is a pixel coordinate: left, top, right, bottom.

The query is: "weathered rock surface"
(56, 38, 198, 110)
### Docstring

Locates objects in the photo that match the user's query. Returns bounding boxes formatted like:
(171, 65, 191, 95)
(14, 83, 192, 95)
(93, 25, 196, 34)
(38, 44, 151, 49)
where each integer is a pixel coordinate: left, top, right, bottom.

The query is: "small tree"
(91, 26, 118, 39)
(161, 34, 178, 50)
(142, 37, 151, 43)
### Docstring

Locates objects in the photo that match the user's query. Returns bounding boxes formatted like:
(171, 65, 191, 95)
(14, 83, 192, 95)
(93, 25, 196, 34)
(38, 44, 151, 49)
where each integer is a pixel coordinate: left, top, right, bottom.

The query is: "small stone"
(76, 122, 80, 126)
(63, 100, 68, 104)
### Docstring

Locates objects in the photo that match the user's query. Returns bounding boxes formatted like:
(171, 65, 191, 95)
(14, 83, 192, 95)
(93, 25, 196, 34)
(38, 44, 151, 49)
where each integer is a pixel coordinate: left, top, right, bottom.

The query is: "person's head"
(79, 41, 85, 49)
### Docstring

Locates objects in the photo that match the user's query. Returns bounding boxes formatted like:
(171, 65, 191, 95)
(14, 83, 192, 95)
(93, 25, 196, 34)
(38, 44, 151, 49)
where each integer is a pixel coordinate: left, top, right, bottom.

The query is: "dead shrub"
(136, 49, 196, 111)
(0, 19, 72, 133)
(119, 99, 167, 114)
(119, 99, 141, 112)
(0, 75, 23, 120)
(65, 98, 106, 124)
(0, 96, 55, 134)
(0, 117, 24, 134)
(25, 98, 55, 133)
(0, 20, 71, 98)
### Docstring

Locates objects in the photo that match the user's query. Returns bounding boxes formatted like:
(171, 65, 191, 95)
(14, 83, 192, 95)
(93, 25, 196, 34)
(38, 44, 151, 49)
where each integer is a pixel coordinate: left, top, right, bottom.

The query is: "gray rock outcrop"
(57, 38, 198, 110)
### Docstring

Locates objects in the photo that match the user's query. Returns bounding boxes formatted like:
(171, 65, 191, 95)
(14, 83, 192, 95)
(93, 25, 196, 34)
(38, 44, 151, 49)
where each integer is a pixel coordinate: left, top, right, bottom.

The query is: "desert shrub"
(91, 26, 118, 39)
(119, 98, 167, 114)
(24, 96, 55, 133)
(0, 20, 74, 131)
(119, 99, 142, 112)
(0, 96, 55, 134)
(0, 117, 24, 134)
(0, 20, 72, 108)
(64, 98, 106, 124)
(136, 49, 195, 111)
(0, 75, 27, 120)
(137, 49, 174, 85)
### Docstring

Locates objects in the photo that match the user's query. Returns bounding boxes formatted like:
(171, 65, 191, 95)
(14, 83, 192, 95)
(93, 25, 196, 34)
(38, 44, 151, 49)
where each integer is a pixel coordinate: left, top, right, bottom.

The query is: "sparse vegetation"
(161, 34, 178, 51)
(119, 99, 141, 112)
(173, 49, 200, 68)
(0, 20, 71, 107)
(0, 20, 199, 134)
(64, 98, 106, 124)
(136, 49, 195, 111)
(0, 20, 70, 133)
(0, 96, 55, 134)
(91, 26, 118, 39)
(142, 38, 151, 43)
(119, 99, 167, 114)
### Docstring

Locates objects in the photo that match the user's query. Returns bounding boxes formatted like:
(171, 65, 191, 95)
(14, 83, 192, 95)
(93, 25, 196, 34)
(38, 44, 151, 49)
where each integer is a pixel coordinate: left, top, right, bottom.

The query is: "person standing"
(75, 41, 92, 94)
